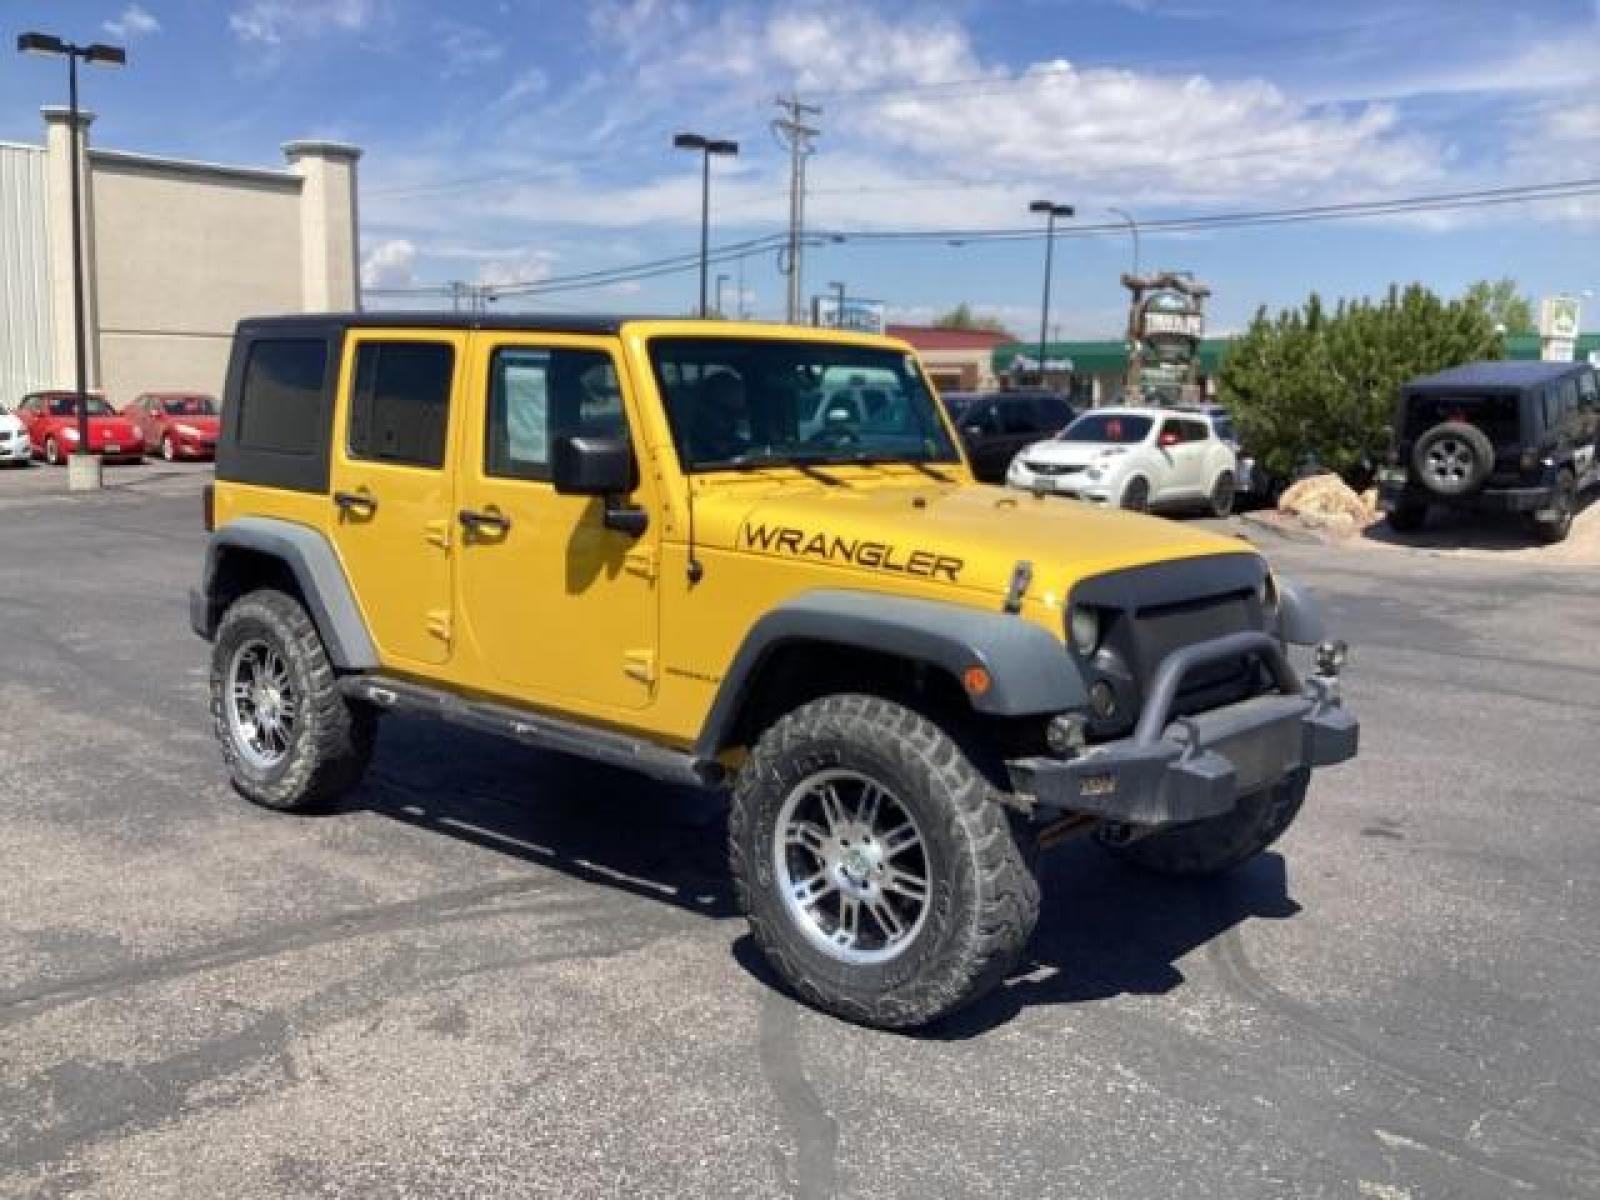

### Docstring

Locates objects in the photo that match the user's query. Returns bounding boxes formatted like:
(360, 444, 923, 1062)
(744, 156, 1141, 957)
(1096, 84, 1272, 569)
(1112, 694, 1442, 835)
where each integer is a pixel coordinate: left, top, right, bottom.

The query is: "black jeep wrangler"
(1377, 360, 1600, 542)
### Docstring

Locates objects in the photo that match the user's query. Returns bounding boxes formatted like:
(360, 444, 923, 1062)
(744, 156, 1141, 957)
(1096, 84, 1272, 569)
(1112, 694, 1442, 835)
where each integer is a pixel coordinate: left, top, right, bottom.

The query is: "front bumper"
(1008, 631, 1358, 827)
(0, 440, 30, 461)
(1007, 466, 1112, 502)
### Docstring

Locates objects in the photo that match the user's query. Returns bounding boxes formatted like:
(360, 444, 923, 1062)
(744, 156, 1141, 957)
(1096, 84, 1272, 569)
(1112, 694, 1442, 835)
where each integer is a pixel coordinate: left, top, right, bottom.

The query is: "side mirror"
(1159, 431, 1180, 447)
(552, 434, 633, 496)
(551, 434, 648, 536)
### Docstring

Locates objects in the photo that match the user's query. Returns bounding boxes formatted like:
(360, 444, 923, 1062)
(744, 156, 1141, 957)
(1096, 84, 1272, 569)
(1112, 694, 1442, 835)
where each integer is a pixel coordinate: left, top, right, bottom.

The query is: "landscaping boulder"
(1277, 473, 1375, 532)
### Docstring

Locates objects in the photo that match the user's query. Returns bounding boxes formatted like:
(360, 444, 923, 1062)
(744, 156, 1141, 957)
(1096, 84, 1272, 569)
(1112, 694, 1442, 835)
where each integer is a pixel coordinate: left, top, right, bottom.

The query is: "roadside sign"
(812, 295, 886, 334)
(1540, 295, 1581, 361)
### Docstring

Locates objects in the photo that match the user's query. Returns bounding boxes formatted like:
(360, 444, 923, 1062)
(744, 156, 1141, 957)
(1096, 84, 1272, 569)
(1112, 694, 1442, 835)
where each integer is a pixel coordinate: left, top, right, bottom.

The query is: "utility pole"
(773, 93, 821, 324)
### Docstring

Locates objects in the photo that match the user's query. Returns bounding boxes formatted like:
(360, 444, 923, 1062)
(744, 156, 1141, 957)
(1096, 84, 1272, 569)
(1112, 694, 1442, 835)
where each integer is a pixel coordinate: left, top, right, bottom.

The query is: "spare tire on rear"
(1412, 421, 1493, 498)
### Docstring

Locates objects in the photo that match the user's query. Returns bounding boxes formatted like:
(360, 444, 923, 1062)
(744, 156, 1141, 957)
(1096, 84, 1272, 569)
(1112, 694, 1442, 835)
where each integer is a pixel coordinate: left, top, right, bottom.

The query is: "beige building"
(1, 107, 359, 406)
(884, 325, 1011, 392)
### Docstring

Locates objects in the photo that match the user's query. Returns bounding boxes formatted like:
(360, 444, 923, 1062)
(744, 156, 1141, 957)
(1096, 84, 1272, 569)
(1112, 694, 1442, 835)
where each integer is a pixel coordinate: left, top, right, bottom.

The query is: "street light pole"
(1106, 206, 1140, 277)
(1029, 200, 1074, 388)
(673, 132, 739, 318)
(17, 32, 126, 490)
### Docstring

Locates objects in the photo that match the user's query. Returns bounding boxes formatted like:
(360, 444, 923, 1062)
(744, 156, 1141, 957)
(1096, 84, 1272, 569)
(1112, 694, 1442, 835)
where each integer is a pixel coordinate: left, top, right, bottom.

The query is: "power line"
(364, 178, 1600, 302)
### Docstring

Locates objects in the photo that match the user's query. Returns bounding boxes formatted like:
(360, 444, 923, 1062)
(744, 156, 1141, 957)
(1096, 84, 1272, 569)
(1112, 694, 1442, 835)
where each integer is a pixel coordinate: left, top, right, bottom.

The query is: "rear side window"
(348, 341, 455, 468)
(486, 346, 624, 481)
(236, 339, 328, 456)
(1180, 419, 1211, 442)
(1578, 371, 1598, 411)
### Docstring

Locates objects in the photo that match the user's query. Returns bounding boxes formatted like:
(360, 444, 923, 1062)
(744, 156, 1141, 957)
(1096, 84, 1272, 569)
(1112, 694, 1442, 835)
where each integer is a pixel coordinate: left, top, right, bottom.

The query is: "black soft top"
(1405, 360, 1591, 394)
(235, 312, 636, 336)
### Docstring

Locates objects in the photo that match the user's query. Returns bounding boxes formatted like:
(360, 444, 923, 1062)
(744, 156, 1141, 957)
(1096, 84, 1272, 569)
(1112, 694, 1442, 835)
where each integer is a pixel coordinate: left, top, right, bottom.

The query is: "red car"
(125, 392, 221, 461)
(14, 391, 143, 465)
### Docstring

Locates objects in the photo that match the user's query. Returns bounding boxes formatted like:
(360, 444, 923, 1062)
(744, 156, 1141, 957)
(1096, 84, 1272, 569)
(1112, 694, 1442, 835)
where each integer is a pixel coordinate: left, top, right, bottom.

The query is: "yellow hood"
(692, 475, 1257, 600)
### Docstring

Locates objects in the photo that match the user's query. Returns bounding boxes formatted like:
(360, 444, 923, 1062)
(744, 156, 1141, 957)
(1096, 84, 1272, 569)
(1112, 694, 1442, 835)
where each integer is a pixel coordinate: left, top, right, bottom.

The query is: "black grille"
(1024, 461, 1085, 477)
(1131, 592, 1259, 716)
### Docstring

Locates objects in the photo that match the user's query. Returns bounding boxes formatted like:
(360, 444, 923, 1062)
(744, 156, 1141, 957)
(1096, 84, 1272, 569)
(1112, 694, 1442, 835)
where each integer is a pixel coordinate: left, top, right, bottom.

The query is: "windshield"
(161, 396, 218, 416)
(46, 396, 112, 418)
(649, 337, 960, 472)
(1061, 413, 1152, 444)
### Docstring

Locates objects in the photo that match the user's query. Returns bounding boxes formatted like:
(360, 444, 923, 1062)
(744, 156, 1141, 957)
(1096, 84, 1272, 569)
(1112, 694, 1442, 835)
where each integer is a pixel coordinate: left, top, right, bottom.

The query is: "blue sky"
(4, 0, 1599, 336)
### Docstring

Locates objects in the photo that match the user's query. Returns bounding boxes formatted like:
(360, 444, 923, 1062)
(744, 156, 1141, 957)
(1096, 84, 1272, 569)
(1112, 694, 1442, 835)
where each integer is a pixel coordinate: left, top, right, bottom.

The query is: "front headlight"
(62, 427, 80, 441)
(1068, 605, 1101, 656)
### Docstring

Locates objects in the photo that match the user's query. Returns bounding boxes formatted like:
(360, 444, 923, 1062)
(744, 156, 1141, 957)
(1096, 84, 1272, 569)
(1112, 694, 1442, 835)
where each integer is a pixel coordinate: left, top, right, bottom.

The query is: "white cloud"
(435, 19, 503, 77)
(477, 248, 558, 289)
(229, 0, 375, 46)
(360, 238, 416, 288)
(104, 4, 160, 39)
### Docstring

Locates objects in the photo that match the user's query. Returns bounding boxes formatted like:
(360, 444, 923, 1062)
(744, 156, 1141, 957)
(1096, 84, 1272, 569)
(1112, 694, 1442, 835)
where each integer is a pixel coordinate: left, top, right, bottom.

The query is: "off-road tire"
(730, 694, 1040, 1029)
(209, 588, 375, 812)
(1530, 470, 1576, 544)
(1386, 501, 1428, 533)
(1098, 768, 1309, 877)
(1120, 476, 1151, 513)
(1209, 471, 1236, 518)
(1412, 421, 1493, 498)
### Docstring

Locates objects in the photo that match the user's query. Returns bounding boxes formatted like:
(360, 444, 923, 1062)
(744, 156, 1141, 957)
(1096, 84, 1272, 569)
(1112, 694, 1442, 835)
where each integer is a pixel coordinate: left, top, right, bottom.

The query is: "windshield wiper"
(698, 455, 845, 485)
(804, 452, 954, 480)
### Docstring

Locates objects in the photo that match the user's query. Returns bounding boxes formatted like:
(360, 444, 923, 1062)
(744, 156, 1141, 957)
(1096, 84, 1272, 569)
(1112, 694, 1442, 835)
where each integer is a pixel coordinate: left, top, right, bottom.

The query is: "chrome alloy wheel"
(1424, 437, 1475, 487)
(226, 638, 299, 770)
(773, 769, 931, 965)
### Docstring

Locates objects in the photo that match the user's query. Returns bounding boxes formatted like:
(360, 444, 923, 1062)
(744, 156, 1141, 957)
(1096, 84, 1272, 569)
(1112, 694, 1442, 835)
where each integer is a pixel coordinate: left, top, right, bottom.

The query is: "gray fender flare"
(195, 517, 377, 670)
(694, 588, 1084, 757)
(1273, 574, 1326, 646)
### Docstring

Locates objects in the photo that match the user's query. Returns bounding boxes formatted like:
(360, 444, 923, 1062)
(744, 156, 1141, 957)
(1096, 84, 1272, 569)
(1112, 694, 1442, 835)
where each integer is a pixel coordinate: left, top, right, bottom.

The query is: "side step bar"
(340, 675, 724, 790)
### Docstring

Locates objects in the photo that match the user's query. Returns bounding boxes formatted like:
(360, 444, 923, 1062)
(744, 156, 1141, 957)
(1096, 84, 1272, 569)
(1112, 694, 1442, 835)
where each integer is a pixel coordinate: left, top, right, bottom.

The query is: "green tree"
(1219, 283, 1502, 484)
(933, 303, 1013, 335)
(1461, 277, 1535, 334)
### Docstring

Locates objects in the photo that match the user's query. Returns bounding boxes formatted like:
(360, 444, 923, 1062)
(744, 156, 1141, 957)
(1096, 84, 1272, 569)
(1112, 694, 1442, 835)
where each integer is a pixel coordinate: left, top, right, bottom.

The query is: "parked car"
(125, 392, 221, 461)
(940, 389, 1077, 482)
(797, 381, 913, 441)
(1171, 401, 1277, 503)
(1377, 361, 1600, 542)
(14, 391, 143, 465)
(0, 404, 31, 467)
(1007, 406, 1239, 516)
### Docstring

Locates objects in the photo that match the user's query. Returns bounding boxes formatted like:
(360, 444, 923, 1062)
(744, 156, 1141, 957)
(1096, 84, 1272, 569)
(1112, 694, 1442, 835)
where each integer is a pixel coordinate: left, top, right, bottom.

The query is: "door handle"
(333, 489, 377, 516)
(458, 507, 512, 536)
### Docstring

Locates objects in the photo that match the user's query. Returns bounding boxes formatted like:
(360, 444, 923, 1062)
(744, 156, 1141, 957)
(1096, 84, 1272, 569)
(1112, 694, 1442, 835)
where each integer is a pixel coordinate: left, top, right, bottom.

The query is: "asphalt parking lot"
(3, 467, 1598, 1199)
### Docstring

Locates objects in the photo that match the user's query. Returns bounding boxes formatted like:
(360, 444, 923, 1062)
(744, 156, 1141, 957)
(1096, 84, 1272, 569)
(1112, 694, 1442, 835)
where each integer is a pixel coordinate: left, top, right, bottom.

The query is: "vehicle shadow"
(1360, 488, 1597, 554)
(923, 843, 1299, 1039)
(357, 717, 1301, 1036)
(732, 839, 1298, 1039)
(347, 714, 738, 921)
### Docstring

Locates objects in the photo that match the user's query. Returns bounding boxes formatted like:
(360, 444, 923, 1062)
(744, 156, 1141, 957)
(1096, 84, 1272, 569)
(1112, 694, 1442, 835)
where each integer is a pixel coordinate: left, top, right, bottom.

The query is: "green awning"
(1503, 332, 1600, 361)
(993, 338, 1236, 375)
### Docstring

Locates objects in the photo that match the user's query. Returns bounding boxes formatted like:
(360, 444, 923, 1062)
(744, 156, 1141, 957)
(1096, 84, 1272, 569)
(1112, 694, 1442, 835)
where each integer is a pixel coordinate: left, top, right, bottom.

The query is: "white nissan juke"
(1006, 406, 1239, 517)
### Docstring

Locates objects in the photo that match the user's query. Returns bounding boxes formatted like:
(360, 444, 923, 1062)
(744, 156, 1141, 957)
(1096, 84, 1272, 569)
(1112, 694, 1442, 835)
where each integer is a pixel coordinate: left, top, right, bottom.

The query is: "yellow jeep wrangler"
(192, 314, 1357, 1028)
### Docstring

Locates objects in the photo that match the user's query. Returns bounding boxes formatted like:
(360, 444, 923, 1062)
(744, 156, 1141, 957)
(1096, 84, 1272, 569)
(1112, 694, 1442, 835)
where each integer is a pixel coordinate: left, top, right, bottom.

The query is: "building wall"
(0, 110, 360, 409)
(0, 142, 53, 405)
(91, 152, 306, 400)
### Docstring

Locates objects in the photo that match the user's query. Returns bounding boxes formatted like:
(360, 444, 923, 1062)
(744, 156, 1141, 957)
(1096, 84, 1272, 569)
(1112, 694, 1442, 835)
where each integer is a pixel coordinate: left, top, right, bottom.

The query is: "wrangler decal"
(742, 523, 964, 583)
